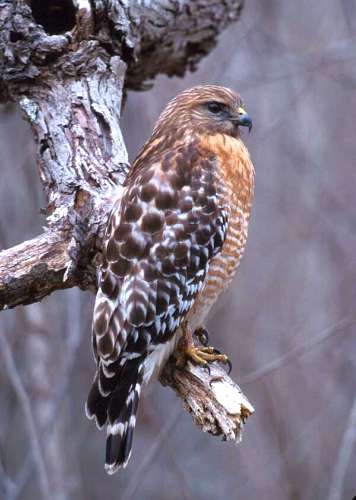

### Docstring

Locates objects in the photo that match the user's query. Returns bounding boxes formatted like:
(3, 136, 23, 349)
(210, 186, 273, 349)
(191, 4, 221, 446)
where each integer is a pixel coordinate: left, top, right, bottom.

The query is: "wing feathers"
(87, 138, 229, 472)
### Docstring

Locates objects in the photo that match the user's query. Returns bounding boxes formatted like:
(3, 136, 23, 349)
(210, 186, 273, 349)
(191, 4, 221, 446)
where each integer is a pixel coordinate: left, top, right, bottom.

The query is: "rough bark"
(0, 0, 253, 451)
(0, 231, 72, 309)
(161, 361, 254, 442)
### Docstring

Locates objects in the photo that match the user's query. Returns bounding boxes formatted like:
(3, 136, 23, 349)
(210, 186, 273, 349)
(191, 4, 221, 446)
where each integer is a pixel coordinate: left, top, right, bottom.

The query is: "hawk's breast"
(187, 133, 254, 330)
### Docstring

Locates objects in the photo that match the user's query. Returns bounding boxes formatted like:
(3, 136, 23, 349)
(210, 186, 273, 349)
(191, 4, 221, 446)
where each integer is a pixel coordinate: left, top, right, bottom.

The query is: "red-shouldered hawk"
(86, 85, 254, 473)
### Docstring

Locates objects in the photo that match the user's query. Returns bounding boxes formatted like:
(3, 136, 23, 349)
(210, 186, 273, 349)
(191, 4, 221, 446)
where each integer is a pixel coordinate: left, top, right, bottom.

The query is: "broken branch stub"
(161, 361, 254, 442)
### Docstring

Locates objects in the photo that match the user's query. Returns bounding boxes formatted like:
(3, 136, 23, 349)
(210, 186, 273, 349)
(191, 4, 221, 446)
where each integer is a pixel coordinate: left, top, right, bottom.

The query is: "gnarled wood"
(161, 361, 254, 442)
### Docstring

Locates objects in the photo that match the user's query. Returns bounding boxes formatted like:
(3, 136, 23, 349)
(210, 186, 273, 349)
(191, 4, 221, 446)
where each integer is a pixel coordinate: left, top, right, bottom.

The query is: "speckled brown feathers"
(86, 85, 255, 474)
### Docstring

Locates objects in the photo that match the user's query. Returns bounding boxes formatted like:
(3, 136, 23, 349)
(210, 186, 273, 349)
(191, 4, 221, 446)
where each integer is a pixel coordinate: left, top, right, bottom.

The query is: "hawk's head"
(154, 85, 252, 139)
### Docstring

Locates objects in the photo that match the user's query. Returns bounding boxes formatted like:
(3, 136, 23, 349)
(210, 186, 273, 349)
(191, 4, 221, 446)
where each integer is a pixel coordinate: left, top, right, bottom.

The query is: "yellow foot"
(186, 345, 232, 374)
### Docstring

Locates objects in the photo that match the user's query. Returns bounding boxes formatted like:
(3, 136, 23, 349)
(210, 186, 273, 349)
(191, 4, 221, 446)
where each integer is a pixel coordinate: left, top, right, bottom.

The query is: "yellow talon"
(175, 322, 232, 373)
(185, 346, 232, 373)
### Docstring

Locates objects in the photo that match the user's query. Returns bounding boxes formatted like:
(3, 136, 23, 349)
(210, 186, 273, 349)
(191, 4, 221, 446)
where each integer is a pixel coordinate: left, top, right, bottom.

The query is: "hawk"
(86, 85, 254, 473)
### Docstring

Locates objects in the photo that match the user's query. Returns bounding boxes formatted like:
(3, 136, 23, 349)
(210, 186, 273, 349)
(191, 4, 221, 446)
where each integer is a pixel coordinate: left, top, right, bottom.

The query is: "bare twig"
(5, 454, 33, 500)
(241, 316, 355, 384)
(327, 396, 356, 500)
(2, 293, 85, 500)
(45, 290, 84, 422)
(0, 335, 50, 499)
(121, 409, 182, 500)
(0, 451, 14, 499)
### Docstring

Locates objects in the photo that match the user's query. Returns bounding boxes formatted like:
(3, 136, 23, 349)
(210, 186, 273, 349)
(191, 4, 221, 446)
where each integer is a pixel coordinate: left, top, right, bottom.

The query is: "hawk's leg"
(176, 323, 232, 374)
(194, 326, 210, 346)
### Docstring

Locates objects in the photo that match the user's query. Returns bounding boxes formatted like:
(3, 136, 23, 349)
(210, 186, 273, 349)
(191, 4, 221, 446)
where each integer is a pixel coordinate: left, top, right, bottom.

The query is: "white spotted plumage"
(86, 85, 255, 474)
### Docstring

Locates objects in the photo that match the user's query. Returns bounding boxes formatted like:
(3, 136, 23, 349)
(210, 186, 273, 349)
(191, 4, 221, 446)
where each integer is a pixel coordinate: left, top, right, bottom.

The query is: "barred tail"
(86, 356, 144, 474)
(105, 359, 144, 473)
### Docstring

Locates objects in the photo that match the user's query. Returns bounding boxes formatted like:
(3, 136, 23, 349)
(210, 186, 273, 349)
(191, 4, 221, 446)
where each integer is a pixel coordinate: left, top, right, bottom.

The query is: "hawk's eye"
(206, 101, 224, 114)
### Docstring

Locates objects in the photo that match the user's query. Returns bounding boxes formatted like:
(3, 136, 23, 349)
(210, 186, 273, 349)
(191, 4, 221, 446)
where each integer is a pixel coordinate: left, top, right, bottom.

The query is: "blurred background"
(1, 1, 356, 499)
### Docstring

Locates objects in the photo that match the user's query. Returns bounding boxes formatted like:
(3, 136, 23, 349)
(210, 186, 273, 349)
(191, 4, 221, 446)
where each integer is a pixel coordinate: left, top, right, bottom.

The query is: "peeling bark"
(161, 361, 254, 443)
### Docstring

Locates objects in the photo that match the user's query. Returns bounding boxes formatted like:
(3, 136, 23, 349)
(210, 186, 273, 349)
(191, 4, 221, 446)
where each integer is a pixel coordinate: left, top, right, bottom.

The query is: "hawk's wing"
(86, 138, 228, 472)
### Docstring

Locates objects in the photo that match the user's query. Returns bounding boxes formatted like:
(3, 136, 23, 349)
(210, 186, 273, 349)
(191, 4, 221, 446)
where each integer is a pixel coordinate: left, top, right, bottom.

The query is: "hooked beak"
(233, 106, 253, 132)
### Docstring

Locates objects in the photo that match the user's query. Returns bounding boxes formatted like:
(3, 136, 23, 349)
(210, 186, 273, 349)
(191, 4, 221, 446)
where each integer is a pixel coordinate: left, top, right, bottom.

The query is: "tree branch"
(0, 231, 70, 310)
(113, 0, 244, 90)
(161, 361, 254, 442)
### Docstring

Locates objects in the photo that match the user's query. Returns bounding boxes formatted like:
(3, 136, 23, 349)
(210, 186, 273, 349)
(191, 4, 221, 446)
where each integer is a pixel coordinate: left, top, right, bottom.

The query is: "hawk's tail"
(86, 356, 145, 474)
